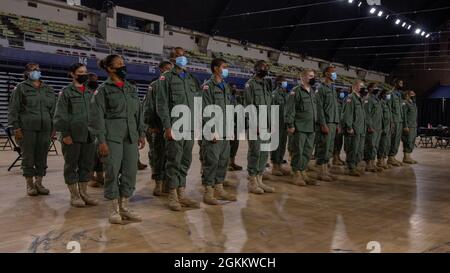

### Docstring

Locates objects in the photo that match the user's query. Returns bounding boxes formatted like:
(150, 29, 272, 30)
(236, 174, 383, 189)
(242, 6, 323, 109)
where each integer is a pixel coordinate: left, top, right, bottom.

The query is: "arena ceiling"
(80, 0, 450, 73)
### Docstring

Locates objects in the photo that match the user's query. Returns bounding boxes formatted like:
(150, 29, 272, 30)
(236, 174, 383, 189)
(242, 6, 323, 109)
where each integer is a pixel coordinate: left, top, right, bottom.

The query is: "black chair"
(0, 123, 12, 151)
(5, 127, 22, 171)
(418, 128, 435, 148)
(48, 138, 59, 155)
(436, 127, 450, 149)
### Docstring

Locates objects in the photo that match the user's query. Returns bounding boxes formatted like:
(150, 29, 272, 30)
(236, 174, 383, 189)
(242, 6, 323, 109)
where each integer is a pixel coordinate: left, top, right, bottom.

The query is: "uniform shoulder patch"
(94, 90, 99, 95)
(202, 85, 209, 91)
(245, 83, 250, 89)
(289, 91, 296, 96)
(58, 91, 63, 96)
(159, 75, 166, 81)
(364, 100, 368, 104)
(402, 102, 406, 106)
(346, 98, 352, 103)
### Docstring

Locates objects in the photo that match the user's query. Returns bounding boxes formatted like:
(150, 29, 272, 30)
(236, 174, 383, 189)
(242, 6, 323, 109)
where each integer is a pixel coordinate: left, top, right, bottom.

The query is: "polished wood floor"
(0, 142, 449, 253)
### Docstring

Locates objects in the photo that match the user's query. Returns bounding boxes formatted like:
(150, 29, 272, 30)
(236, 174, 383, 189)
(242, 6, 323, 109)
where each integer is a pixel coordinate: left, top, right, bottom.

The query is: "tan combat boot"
(291, 171, 306, 186)
(387, 156, 400, 167)
(271, 164, 284, 176)
(257, 175, 275, 193)
(279, 165, 291, 176)
(348, 168, 361, 177)
(168, 188, 181, 211)
(365, 160, 376, 172)
(373, 160, 383, 172)
(79, 182, 98, 206)
(26, 177, 38, 196)
(223, 180, 238, 187)
(34, 176, 50, 195)
(119, 197, 141, 222)
(67, 184, 85, 207)
(301, 171, 318, 185)
(215, 183, 237, 201)
(317, 164, 333, 182)
(403, 153, 417, 164)
(247, 176, 264, 194)
(178, 187, 200, 208)
(109, 199, 122, 224)
(203, 186, 219, 205)
(153, 180, 163, 196)
(376, 158, 384, 169)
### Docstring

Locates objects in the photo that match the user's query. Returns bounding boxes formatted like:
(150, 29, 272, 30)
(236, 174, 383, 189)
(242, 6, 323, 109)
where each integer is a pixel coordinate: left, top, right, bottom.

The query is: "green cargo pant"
(315, 123, 337, 165)
(402, 127, 417, 153)
(62, 141, 95, 184)
(19, 130, 51, 177)
(165, 137, 194, 189)
(103, 138, 138, 200)
(364, 130, 381, 161)
(201, 140, 230, 186)
(377, 128, 391, 159)
(344, 133, 365, 170)
(389, 122, 403, 157)
(247, 138, 270, 176)
(270, 125, 288, 164)
(146, 130, 166, 181)
(291, 131, 315, 172)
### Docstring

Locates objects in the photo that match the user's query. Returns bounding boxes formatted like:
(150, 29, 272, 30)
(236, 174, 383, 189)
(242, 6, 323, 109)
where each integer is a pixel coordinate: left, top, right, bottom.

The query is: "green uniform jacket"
(272, 87, 289, 125)
(316, 83, 340, 125)
(89, 78, 145, 144)
(389, 90, 404, 123)
(143, 79, 163, 129)
(402, 99, 417, 128)
(53, 83, 94, 142)
(156, 68, 201, 130)
(8, 79, 56, 131)
(342, 92, 366, 134)
(202, 76, 232, 138)
(364, 93, 383, 131)
(244, 76, 273, 129)
(380, 99, 392, 133)
(285, 85, 317, 133)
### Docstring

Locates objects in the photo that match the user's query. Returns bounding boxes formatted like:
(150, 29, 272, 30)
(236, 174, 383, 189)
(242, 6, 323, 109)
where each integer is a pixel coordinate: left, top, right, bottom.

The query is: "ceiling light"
(395, 19, 401, 25)
(369, 7, 376, 14)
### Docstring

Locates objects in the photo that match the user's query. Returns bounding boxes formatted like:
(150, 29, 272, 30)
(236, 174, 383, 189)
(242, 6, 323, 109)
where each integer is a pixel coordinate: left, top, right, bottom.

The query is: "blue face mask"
(331, 72, 337, 81)
(176, 56, 188, 68)
(339, 92, 345, 99)
(281, 81, 288, 89)
(221, 68, 229, 79)
(386, 94, 392, 100)
(29, 70, 41, 80)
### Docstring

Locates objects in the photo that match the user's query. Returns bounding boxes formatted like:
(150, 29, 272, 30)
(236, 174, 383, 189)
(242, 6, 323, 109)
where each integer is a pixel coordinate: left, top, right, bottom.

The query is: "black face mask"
(87, 81, 99, 90)
(76, 74, 89, 84)
(115, 66, 127, 80)
(256, 69, 268, 78)
(308, 78, 316, 86)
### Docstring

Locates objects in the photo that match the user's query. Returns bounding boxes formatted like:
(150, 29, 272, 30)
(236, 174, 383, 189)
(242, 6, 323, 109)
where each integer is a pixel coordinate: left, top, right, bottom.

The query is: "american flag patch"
(160, 75, 166, 81)
(203, 85, 209, 91)
(346, 98, 352, 103)
(94, 90, 99, 95)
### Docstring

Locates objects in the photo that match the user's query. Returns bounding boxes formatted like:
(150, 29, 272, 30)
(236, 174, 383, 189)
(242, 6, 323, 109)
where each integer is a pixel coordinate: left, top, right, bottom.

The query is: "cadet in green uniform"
(54, 63, 98, 207)
(201, 58, 237, 205)
(244, 60, 276, 194)
(401, 90, 418, 164)
(387, 80, 405, 167)
(377, 89, 393, 169)
(228, 83, 243, 172)
(143, 61, 173, 196)
(8, 63, 55, 196)
(156, 47, 201, 211)
(342, 80, 366, 176)
(270, 75, 291, 176)
(315, 66, 340, 181)
(363, 83, 383, 172)
(285, 69, 318, 186)
(90, 54, 146, 224)
(85, 73, 105, 187)
(333, 88, 346, 166)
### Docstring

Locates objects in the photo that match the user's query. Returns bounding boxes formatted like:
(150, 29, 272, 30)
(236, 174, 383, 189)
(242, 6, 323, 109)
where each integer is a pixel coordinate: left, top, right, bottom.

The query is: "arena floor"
(0, 142, 449, 253)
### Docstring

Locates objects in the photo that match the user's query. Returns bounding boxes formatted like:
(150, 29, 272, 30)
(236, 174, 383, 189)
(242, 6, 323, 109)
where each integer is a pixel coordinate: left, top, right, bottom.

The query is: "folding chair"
(0, 123, 12, 151)
(5, 127, 22, 171)
(48, 138, 59, 155)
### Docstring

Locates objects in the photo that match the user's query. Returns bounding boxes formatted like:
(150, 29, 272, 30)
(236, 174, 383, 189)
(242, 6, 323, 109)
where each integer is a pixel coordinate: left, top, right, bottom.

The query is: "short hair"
(301, 68, 314, 77)
(322, 66, 335, 75)
(98, 54, 122, 71)
(170, 47, 184, 59)
(159, 61, 172, 69)
(254, 60, 267, 71)
(367, 83, 377, 89)
(210, 58, 227, 73)
(23, 63, 39, 80)
(68, 63, 86, 78)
